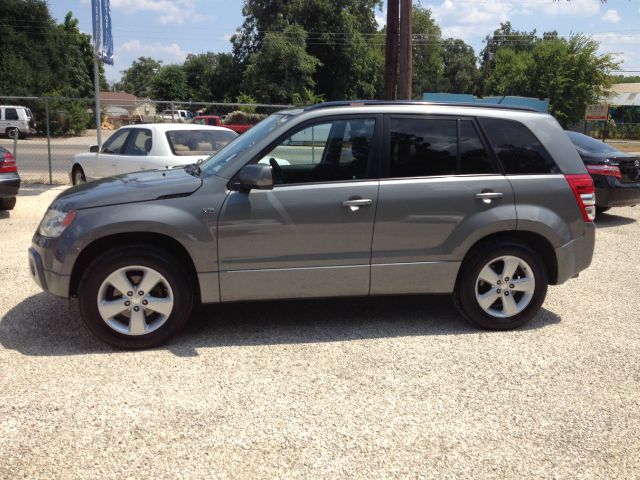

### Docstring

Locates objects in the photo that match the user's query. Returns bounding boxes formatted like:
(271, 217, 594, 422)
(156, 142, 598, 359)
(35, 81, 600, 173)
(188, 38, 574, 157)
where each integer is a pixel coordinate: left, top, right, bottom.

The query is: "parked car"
(70, 124, 238, 184)
(0, 105, 36, 138)
(192, 115, 253, 134)
(31, 101, 595, 349)
(565, 131, 640, 215)
(0, 145, 20, 210)
(158, 109, 193, 122)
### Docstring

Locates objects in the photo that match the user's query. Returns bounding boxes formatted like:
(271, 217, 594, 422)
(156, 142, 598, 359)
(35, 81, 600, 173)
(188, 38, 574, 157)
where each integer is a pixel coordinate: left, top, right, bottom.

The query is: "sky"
(48, 0, 640, 83)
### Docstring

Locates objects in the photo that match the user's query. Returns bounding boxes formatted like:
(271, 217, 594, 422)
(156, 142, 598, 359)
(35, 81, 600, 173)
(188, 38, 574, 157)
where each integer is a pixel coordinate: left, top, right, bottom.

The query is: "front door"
(218, 116, 381, 302)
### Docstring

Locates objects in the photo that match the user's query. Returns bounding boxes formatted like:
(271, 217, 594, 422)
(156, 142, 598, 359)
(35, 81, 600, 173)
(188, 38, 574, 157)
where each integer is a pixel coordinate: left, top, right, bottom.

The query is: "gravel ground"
(1, 186, 639, 479)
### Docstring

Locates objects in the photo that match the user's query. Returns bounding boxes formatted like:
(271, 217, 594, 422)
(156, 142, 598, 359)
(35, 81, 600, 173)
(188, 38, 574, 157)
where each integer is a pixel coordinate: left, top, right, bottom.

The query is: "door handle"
(342, 198, 373, 212)
(475, 192, 503, 204)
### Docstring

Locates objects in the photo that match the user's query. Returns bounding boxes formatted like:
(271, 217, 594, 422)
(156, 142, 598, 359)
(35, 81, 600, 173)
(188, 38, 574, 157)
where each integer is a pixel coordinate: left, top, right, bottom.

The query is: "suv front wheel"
(454, 241, 548, 330)
(78, 246, 193, 349)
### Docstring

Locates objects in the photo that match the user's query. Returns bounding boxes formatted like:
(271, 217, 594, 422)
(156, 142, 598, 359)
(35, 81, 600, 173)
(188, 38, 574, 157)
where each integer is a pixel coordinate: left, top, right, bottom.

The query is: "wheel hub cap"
(475, 255, 535, 319)
(97, 266, 174, 336)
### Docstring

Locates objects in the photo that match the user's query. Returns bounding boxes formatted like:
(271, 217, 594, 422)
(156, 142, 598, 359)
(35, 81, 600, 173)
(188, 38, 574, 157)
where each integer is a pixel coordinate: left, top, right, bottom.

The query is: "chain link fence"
(1, 95, 289, 184)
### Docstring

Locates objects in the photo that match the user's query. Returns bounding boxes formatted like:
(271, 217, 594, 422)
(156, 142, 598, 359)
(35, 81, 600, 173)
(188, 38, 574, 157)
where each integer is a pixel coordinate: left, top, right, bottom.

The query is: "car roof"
(304, 100, 541, 113)
(117, 123, 234, 133)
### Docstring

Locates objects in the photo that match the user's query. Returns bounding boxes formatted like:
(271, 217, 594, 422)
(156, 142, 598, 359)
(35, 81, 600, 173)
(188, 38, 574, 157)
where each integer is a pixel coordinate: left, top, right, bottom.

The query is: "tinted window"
(390, 118, 457, 177)
(101, 129, 130, 154)
(460, 120, 494, 174)
(479, 118, 559, 174)
(389, 118, 494, 177)
(5, 108, 19, 120)
(259, 118, 376, 185)
(123, 129, 152, 156)
(166, 129, 238, 156)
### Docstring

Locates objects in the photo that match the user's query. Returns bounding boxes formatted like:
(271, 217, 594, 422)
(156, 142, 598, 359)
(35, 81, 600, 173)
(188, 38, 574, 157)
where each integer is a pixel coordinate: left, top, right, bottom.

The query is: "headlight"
(38, 209, 77, 237)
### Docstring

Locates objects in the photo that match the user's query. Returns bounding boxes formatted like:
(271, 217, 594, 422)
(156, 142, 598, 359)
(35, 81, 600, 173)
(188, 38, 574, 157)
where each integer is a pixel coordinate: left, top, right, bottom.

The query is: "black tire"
(6, 127, 19, 139)
(78, 245, 194, 349)
(454, 240, 548, 330)
(72, 166, 86, 185)
(596, 206, 610, 215)
(0, 197, 16, 210)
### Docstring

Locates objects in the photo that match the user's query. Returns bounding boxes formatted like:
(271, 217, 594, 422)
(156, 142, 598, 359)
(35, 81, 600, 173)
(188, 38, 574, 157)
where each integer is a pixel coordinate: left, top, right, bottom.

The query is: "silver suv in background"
(29, 101, 596, 349)
(0, 105, 36, 138)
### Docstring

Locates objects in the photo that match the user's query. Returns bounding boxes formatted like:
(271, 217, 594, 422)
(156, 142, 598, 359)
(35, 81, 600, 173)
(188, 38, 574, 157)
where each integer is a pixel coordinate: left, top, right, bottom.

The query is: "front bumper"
(0, 173, 21, 198)
(28, 241, 71, 299)
(554, 222, 595, 285)
(593, 175, 640, 208)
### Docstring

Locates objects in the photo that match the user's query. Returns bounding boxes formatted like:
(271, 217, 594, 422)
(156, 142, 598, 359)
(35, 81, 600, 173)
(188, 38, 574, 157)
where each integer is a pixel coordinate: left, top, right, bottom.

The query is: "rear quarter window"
(479, 117, 560, 174)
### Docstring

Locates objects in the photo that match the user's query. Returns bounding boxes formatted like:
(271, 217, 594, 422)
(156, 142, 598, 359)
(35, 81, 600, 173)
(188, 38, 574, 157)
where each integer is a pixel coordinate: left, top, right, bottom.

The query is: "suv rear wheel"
(78, 246, 193, 349)
(454, 240, 548, 330)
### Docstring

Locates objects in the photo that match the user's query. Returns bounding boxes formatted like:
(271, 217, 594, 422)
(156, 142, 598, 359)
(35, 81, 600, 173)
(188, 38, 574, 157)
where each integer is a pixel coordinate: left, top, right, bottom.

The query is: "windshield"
(200, 113, 295, 177)
(566, 131, 620, 155)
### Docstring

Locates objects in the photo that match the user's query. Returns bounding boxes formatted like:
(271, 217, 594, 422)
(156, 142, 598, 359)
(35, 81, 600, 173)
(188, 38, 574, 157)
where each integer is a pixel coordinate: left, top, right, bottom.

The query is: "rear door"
(217, 115, 381, 301)
(371, 115, 517, 294)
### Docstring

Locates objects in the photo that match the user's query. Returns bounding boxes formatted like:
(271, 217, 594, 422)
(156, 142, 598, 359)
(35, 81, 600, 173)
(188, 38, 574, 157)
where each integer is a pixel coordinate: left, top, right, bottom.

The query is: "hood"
(51, 167, 203, 211)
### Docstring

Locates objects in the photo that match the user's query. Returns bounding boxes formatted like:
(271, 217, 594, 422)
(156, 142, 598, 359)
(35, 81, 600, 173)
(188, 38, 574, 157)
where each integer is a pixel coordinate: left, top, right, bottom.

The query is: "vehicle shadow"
(0, 292, 561, 357)
(0, 211, 9, 220)
(595, 212, 636, 228)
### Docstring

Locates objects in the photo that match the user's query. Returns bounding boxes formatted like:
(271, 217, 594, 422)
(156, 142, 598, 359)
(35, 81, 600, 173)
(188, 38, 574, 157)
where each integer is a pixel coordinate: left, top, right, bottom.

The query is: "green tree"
(183, 52, 217, 101)
(150, 65, 189, 101)
(485, 34, 619, 127)
(478, 22, 539, 95)
(411, 6, 444, 97)
(610, 75, 640, 84)
(244, 25, 320, 103)
(58, 12, 106, 97)
(438, 38, 478, 94)
(117, 57, 163, 97)
(208, 53, 244, 102)
(233, 0, 383, 100)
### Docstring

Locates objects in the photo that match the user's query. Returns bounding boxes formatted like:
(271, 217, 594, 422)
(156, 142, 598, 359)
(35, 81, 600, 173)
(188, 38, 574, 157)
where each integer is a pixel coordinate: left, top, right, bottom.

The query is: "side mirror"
(89, 144, 99, 153)
(238, 164, 273, 191)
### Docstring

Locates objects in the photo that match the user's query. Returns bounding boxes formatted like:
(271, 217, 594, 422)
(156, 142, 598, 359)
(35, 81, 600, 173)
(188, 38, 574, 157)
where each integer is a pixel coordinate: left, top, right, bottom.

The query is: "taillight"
(0, 151, 17, 173)
(565, 174, 595, 222)
(586, 164, 621, 179)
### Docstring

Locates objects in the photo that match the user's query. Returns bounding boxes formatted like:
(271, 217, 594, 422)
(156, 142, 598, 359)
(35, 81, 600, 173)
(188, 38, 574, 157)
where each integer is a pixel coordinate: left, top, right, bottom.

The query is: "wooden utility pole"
(384, 0, 399, 100)
(398, 0, 413, 100)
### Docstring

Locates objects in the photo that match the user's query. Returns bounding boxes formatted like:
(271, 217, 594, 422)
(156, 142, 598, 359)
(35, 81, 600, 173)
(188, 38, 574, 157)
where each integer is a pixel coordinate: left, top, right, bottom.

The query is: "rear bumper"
(554, 222, 595, 285)
(593, 175, 640, 208)
(0, 173, 20, 198)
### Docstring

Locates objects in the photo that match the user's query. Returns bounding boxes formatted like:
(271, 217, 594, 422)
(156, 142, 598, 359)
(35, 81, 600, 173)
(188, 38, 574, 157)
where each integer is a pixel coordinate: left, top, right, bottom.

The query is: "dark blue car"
(566, 131, 640, 214)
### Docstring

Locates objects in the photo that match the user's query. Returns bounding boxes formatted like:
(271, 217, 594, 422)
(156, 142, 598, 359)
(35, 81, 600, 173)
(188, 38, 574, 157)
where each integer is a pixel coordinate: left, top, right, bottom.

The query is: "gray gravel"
(1, 186, 639, 479)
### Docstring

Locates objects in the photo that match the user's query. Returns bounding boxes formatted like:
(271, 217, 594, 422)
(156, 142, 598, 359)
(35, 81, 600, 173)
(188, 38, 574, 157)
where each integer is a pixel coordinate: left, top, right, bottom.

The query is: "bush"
(223, 110, 267, 126)
(48, 98, 91, 136)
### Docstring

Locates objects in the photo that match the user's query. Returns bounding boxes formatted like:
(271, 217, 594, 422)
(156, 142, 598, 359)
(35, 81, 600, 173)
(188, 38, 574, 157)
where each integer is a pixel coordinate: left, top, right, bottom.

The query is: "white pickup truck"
(158, 109, 193, 122)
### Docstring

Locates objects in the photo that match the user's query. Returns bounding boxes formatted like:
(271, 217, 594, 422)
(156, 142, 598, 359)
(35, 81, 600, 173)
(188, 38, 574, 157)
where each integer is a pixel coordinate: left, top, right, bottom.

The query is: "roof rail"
(305, 100, 540, 113)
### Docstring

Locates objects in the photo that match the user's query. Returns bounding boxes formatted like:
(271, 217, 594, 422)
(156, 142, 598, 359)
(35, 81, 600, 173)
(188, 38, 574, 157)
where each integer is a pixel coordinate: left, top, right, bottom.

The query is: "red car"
(192, 115, 252, 134)
(0, 145, 20, 210)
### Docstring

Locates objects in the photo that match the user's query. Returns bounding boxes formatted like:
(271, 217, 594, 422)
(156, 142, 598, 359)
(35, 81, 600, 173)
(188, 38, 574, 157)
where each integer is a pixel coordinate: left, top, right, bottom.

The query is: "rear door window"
(387, 117, 495, 178)
(479, 118, 560, 174)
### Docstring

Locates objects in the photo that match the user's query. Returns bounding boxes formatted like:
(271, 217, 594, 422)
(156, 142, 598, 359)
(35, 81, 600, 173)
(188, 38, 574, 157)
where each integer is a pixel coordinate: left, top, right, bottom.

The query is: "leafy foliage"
(243, 25, 320, 103)
(0, 1, 104, 97)
(150, 65, 189, 101)
(116, 57, 163, 98)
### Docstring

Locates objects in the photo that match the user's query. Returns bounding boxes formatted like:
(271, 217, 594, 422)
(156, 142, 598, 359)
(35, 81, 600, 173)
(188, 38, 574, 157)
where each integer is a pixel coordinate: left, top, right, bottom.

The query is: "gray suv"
(29, 101, 596, 349)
